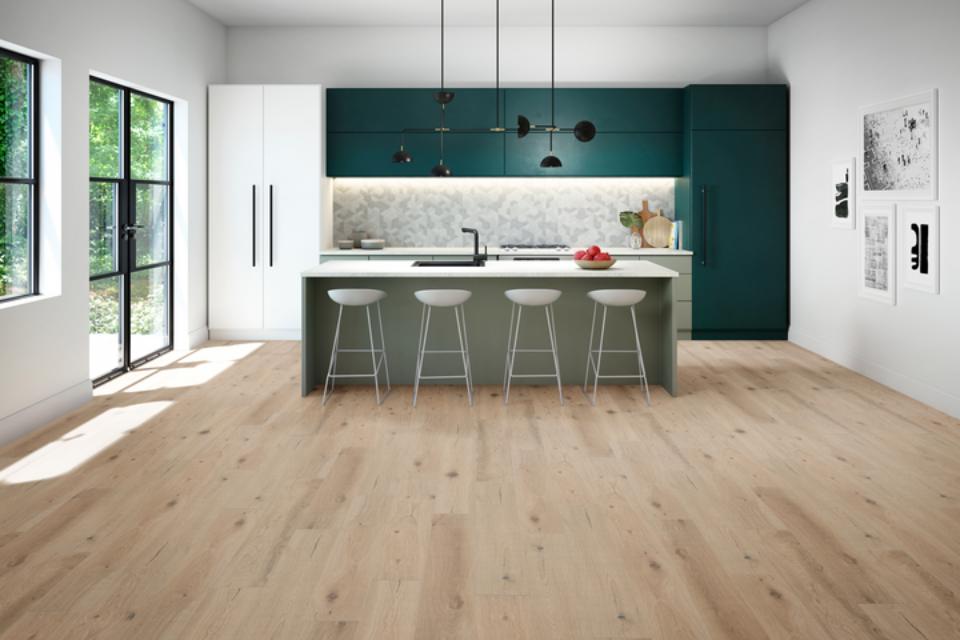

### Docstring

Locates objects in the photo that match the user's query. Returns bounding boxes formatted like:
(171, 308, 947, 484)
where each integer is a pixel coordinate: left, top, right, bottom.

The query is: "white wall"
(227, 26, 770, 86)
(769, 0, 960, 418)
(0, 0, 226, 444)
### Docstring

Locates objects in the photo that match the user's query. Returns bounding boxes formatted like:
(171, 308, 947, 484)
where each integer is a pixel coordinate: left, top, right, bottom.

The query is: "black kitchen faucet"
(461, 227, 488, 266)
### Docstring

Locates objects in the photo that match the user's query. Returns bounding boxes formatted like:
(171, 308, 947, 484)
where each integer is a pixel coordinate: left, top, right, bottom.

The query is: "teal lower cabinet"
(689, 129, 788, 339)
(327, 132, 504, 177)
(504, 132, 681, 177)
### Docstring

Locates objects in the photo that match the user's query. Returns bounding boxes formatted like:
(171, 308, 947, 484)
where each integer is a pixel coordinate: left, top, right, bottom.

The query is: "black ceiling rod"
(434, 0, 454, 105)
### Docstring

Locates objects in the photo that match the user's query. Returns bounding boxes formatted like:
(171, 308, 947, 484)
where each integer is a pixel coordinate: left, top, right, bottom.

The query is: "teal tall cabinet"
(679, 85, 789, 340)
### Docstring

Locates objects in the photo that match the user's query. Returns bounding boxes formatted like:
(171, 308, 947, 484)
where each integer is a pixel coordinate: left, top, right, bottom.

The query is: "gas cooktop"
(499, 243, 571, 252)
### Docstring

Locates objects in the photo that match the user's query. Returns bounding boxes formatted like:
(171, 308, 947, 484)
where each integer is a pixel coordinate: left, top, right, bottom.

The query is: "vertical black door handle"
(252, 184, 257, 267)
(700, 186, 708, 267)
(269, 185, 274, 267)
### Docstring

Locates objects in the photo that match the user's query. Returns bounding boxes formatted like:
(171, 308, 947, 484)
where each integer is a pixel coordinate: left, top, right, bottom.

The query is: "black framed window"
(0, 47, 39, 303)
(89, 77, 173, 383)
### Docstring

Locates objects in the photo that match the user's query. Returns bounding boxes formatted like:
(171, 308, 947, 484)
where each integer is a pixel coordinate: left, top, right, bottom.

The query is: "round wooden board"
(642, 215, 673, 248)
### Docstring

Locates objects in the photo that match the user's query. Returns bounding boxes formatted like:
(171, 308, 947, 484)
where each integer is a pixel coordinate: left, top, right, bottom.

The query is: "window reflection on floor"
(0, 401, 172, 485)
(4, 342, 267, 484)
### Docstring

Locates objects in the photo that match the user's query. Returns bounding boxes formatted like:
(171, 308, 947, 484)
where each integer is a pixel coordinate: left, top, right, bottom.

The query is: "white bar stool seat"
(502, 289, 564, 405)
(415, 289, 472, 308)
(322, 289, 391, 405)
(583, 288, 651, 406)
(328, 288, 387, 307)
(587, 289, 647, 307)
(413, 289, 474, 406)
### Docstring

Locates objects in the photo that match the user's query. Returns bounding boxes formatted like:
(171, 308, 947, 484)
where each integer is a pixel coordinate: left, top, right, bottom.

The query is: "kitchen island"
(301, 260, 680, 398)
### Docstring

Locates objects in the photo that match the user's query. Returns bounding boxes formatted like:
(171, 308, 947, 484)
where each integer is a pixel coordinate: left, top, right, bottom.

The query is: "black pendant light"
(516, 0, 596, 168)
(392, 0, 591, 172)
(391, 133, 413, 163)
(539, 0, 562, 168)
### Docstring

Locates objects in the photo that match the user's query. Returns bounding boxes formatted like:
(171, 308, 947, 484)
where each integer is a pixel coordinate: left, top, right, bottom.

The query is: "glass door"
(89, 79, 173, 383)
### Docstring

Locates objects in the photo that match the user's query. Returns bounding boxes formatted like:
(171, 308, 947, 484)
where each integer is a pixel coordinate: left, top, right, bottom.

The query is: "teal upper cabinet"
(504, 88, 683, 132)
(505, 133, 681, 177)
(326, 87, 686, 177)
(327, 89, 501, 132)
(686, 85, 787, 131)
(328, 132, 504, 177)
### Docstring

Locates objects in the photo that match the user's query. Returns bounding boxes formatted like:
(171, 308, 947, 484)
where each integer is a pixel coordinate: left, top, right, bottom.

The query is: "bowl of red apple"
(573, 245, 616, 269)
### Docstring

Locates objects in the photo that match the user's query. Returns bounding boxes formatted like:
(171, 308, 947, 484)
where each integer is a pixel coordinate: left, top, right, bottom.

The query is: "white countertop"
(320, 246, 693, 257)
(303, 259, 679, 279)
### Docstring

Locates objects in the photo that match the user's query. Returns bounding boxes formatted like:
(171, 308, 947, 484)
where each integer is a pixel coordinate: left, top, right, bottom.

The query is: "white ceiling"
(188, 0, 810, 28)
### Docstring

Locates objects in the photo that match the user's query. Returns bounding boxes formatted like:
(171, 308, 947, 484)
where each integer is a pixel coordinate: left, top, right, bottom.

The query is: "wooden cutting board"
(642, 213, 673, 248)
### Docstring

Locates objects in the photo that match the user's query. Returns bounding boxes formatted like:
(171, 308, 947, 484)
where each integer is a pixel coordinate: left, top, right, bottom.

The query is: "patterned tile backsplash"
(333, 178, 676, 248)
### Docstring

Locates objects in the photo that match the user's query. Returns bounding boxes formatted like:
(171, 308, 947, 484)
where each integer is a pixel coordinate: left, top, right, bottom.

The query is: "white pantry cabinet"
(209, 85, 321, 339)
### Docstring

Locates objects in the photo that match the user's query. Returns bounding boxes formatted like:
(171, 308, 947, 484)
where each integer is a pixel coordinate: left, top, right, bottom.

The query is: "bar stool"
(322, 289, 391, 406)
(412, 289, 474, 406)
(583, 289, 651, 406)
(502, 289, 564, 405)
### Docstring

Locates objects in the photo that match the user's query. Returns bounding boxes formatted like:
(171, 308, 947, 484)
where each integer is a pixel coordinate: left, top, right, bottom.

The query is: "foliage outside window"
(0, 48, 38, 302)
(89, 78, 172, 379)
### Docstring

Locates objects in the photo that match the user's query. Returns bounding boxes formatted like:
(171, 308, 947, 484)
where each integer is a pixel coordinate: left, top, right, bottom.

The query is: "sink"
(412, 260, 486, 267)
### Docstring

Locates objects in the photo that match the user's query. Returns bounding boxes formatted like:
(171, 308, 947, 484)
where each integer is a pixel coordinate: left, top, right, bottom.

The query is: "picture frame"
(831, 158, 855, 229)
(900, 203, 939, 294)
(860, 90, 938, 201)
(859, 202, 896, 305)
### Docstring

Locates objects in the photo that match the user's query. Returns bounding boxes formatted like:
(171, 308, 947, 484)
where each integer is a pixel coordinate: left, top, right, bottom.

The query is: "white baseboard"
(0, 380, 92, 447)
(188, 326, 210, 348)
(209, 328, 301, 341)
(789, 328, 960, 419)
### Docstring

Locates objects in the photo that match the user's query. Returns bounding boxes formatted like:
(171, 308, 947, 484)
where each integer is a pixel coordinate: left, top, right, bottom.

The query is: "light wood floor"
(1, 341, 959, 639)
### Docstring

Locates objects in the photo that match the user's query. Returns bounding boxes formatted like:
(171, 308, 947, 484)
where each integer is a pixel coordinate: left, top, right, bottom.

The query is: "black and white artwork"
(901, 203, 939, 294)
(859, 203, 896, 305)
(861, 90, 938, 201)
(832, 159, 855, 229)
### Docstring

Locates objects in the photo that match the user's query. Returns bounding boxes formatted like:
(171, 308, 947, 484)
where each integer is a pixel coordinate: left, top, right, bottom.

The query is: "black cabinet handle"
(252, 185, 257, 267)
(269, 185, 274, 267)
(700, 186, 708, 267)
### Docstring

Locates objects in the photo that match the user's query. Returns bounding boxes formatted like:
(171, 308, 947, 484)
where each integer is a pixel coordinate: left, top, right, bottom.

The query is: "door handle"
(269, 185, 274, 267)
(700, 186, 708, 267)
(121, 224, 144, 239)
(252, 184, 257, 268)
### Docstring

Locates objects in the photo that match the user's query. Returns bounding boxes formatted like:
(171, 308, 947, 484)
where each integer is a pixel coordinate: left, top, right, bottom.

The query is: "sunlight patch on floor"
(0, 401, 173, 485)
(123, 361, 235, 393)
(180, 342, 264, 364)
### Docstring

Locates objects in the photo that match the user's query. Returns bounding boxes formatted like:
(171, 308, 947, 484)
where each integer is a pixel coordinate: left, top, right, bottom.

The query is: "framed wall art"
(832, 158, 855, 229)
(860, 90, 938, 201)
(859, 202, 896, 305)
(900, 203, 939, 294)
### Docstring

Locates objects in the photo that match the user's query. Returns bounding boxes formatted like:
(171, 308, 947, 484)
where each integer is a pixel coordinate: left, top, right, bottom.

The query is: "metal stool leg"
(377, 300, 391, 393)
(502, 302, 516, 394)
(504, 305, 523, 405)
(583, 301, 598, 393)
(545, 304, 564, 406)
(366, 306, 382, 405)
(413, 304, 431, 407)
(629, 305, 651, 406)
(590, 305, 608, 406)
(454, 305, 473, 406)
(322, 304, 344, 405)
(460, 304, 474, 398)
